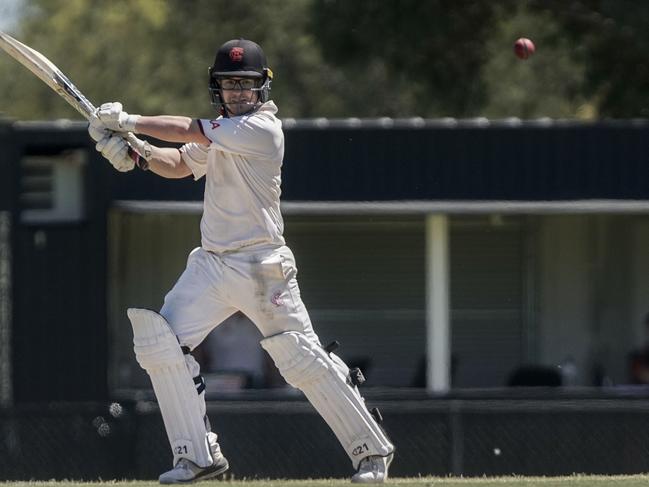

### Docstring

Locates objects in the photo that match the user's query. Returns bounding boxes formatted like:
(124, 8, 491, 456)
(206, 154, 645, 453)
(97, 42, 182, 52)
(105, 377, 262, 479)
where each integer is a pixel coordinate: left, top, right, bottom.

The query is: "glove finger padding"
(96, 101, 139, 132)
(95, 135, 110, 153)
(114, 156, 135, 172)
(96, 134, 135, 172)
(102, 135, 128, 160)
(88, 117, 109, 142)
(97, 102, 123, 120)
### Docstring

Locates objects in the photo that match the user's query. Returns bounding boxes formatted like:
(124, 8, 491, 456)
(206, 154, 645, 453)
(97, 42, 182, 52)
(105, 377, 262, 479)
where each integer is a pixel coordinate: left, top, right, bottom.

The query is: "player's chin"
(227, 102, 254, 116)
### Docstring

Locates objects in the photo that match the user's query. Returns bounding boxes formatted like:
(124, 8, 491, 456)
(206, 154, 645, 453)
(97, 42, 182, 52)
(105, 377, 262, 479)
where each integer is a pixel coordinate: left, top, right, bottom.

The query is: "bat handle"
(128, 146, 149, 171)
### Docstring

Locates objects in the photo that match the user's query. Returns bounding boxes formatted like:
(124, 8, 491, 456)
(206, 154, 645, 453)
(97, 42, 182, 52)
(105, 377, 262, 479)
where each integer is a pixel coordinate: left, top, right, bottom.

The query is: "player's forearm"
(146, 146, 193, 179)
(135, 116, 208, 144)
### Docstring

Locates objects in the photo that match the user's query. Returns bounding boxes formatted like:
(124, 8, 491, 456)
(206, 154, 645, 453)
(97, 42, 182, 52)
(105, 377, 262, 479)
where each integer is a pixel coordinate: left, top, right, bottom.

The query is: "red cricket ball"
(514, 37, 535, 60)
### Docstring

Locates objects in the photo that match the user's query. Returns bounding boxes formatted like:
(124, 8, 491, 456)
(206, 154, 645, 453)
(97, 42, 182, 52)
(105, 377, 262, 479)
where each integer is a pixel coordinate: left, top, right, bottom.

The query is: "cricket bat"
(0, 30, 149, 170)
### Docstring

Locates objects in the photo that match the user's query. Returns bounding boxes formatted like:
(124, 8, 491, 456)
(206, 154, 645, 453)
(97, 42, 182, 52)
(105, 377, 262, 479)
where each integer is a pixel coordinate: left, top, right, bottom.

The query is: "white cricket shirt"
(180, 101, 286, 253)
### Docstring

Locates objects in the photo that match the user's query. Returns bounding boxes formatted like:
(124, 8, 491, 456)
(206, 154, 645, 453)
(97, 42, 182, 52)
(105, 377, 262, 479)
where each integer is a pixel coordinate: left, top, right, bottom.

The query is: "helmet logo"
(229, 47, 244, 62)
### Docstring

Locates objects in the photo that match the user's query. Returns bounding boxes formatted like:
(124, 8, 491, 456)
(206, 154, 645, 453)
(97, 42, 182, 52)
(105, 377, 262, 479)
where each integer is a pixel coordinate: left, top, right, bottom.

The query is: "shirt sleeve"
(197, 113, 283, 159)
(179, 142, 209, 180)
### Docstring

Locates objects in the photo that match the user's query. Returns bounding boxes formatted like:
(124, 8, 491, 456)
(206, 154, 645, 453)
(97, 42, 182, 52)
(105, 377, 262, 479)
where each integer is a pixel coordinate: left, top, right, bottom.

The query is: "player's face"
(220, 77, 259, 116)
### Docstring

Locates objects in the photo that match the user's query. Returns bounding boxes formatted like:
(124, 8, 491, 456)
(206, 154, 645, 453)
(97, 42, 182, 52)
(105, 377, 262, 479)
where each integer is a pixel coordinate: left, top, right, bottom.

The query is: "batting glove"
(88, 116, 109, 142)
(95, 133, 152, 172)
(95, 102, 140, 133)
(95, 134, 133, 172)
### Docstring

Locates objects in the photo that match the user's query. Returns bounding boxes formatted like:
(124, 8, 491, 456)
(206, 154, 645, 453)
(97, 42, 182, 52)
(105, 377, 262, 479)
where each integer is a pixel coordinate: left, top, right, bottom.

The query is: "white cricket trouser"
(160, 245, 319, 351)
(159, 244, 393, 467)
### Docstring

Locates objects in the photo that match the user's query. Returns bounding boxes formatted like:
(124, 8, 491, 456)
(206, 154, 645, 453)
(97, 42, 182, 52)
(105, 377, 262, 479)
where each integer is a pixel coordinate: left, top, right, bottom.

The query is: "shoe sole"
(159, 459, 230, 484)
(191, 459, 229, 483)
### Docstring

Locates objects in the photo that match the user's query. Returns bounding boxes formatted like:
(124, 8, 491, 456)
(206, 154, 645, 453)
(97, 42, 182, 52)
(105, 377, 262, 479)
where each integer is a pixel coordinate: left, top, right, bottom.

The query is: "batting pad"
(128, 308, 213, 468)
(261, 331, 394, 468)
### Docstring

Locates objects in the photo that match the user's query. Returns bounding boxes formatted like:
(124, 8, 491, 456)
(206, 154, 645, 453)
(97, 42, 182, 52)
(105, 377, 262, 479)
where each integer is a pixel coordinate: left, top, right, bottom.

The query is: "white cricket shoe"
(351, 453, 394, 484)
(158, 433, 229, 484)
(207, 432, 226, 465)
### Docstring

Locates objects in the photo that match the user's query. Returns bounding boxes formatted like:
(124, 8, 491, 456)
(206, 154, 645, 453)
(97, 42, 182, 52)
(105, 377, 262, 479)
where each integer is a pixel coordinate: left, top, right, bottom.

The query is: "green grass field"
(2, 477, 649, 487)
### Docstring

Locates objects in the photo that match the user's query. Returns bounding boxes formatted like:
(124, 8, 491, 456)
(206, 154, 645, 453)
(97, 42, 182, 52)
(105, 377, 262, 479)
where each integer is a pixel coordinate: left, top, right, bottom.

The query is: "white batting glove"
(96, 134, 134, 172)
(95, 133, 152, 172)
(95, 102, 140, 133)
(88, 116, 109, 142)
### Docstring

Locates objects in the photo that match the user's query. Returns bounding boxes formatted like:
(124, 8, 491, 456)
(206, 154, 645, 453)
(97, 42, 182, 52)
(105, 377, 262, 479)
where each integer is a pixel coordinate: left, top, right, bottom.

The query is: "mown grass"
(3, 475, 649, 487)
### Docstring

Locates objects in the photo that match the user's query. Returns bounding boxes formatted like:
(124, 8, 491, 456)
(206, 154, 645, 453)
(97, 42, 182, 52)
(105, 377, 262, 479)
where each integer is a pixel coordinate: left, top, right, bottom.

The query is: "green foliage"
(528, 0, 649, 118)
(310, 0, 498, 117)
(0, 0, 645, 119)
(0, 0, 336, 120)
(481, 4, 589, 119)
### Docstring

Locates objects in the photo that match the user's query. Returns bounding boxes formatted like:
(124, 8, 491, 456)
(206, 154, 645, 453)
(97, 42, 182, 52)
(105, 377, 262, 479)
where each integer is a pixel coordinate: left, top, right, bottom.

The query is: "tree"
(481, 3, 589, 119)
(310, 0, 498, 117)
(0, 0, 340, 120)
(309, 0, 595, 118)
(529, 0, 649, 118)
(1, 0, 645, 120)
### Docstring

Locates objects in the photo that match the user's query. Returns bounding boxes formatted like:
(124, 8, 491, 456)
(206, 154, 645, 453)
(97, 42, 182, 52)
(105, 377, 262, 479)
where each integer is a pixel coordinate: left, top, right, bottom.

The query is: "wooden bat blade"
(0, 30, 95, 118)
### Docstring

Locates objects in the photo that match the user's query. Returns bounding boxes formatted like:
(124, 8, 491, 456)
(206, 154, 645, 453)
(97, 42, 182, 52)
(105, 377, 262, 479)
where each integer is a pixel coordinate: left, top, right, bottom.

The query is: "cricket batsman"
(88, 38, 395, 484)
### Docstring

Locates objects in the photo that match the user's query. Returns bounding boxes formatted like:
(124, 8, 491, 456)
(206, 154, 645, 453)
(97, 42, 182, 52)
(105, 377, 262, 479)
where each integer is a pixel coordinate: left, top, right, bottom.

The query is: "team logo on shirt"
(229, 47, 244, 62)
(209, 120, 220, 129)
(270, 291, 285, 307)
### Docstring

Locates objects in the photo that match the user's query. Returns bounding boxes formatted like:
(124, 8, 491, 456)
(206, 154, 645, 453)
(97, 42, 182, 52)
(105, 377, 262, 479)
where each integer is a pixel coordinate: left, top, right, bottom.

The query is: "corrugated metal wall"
(281, 122, 649, 201)
(107, 212, 426, 390)
(107, 211, 202, 391)
(0, 123, 14, 212)
(283, 216, 426, 386)
(4, 124, 109, 402)
(107, 212, 534, 389)
(101, 121, 649, 203)
(0, 122, 15, 406)
(451, 217, 526, 387)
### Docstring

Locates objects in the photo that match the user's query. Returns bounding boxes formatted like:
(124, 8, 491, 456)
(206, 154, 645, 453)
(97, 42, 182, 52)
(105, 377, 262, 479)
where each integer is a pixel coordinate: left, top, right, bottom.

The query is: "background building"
(2, 119, 649, 479)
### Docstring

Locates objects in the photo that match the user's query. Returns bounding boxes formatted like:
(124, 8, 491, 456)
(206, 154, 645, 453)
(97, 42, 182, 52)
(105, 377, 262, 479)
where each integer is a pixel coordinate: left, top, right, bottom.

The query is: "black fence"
(2, 390, 649, 481)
